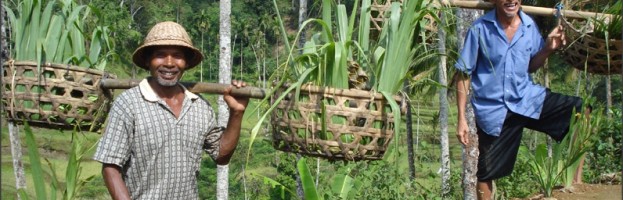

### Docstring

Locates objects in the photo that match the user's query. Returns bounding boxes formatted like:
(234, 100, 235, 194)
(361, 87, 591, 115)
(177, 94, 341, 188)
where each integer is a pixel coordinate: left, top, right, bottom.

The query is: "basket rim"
(3, 60, 109, 76)
(279, 83, 404, 102)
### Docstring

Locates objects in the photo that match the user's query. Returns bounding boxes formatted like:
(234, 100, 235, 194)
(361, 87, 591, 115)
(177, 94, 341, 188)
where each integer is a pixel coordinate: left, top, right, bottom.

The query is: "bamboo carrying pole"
(100, 79, 401, 100)
(100, 79, 267, 99)
(441, 0, 615, 21)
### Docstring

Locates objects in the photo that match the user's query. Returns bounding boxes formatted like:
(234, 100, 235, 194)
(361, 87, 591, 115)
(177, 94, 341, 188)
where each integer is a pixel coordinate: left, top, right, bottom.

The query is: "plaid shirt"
(94, 78, 222, 199)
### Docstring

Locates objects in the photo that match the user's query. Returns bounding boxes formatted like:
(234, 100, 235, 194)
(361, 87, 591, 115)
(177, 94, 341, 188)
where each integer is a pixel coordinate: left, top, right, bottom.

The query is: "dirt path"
(549, 184, 621, 200)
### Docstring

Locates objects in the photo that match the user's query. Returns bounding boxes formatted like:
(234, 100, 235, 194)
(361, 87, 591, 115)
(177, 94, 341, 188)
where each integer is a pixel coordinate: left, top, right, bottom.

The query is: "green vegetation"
(592, 1, 622, 40)
(7, 123, 99, 200)
(585, 108, 622, 183)
(3, 0, 112, 69)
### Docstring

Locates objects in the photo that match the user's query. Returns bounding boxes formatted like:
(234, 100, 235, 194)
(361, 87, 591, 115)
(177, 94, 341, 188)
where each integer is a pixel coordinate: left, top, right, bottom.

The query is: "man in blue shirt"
(454, 1, 584, 199)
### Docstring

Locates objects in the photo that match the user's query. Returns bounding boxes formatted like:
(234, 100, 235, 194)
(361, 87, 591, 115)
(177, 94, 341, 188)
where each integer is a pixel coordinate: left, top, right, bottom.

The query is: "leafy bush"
(496, 148, 540, 198)
(584, 108, 622, 183)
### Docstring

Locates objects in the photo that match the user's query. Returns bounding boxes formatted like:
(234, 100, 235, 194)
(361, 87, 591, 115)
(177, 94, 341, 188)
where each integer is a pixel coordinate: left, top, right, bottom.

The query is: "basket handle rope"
(63, 64, 74, 81)
(555, 2, 564, 26)
(8, 59, 16, 120)
(556, 1, 594, 38)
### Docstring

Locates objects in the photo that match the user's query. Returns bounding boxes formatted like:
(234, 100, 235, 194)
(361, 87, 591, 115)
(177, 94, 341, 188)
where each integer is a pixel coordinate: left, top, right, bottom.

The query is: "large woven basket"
(562, 15, 622, 75)
(2, 61, 115, 131)
(370, 0, 437, 33)
(270, 84, 403, 161)
(563, 29, 623, 75)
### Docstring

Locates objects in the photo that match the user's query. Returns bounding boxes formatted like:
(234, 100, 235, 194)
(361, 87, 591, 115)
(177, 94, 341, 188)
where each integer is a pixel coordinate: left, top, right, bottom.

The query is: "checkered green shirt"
(94, 79, 222, 199)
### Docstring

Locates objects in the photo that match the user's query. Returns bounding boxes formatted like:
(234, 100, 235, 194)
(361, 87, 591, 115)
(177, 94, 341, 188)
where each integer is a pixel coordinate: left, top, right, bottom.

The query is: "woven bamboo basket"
(563, 24, 623, 75)
(270, 84, 403, 161)
(559, 0, 622, 75)
(370, 0, 437, 33)
(2, 61, 115, 131)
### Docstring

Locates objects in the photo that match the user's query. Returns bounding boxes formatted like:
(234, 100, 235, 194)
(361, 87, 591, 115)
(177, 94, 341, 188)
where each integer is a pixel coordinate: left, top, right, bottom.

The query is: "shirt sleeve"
(455, 25, 481, 75)
(531, 24, 545, 57)
(203, 97, 225, 160)
(93, 93, 133, 167)
(203, 110, 223, 160)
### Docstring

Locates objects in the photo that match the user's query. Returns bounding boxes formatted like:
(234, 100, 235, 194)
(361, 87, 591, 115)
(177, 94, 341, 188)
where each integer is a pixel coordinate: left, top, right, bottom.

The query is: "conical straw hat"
(132, 21, 204, 70)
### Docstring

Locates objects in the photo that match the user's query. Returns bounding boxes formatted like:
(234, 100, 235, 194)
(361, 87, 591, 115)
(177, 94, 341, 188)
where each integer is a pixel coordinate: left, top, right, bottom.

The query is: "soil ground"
(526, 183, 622, 200)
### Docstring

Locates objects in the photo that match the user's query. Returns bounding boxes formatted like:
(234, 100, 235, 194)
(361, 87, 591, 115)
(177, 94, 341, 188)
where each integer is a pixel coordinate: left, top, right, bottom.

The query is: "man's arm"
(215, 80, 249, 165)
(454, 71, 471, 145)
(215, 110, 244, 165)
(102, 164, 131, 200)
(529, 25, 566, 73)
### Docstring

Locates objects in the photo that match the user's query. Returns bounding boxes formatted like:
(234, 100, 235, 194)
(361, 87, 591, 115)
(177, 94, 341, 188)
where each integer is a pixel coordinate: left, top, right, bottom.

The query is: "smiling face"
(147, 46, 188, 87)
(492, 0, 521, 20)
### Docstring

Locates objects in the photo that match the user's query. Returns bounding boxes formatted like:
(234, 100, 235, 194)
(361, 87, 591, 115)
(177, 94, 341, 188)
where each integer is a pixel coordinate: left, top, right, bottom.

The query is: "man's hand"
(223, 80, 249, 112)
(530, 25, 566, 73)
(217, 80, 249, 165)
(456, 118, 470, 145)
(545, 25, 566, 52)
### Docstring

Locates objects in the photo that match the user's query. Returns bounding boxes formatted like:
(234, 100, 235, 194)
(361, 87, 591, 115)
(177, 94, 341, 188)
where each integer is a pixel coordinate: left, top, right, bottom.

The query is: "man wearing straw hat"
(453, 0, 587, 199)
(94, 21, 249, 199)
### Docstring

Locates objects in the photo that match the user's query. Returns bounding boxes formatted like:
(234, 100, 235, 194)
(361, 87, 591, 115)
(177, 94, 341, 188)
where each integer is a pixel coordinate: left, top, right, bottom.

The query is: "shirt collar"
(483, 8, 535, 28)
(139, 78, 199, 102)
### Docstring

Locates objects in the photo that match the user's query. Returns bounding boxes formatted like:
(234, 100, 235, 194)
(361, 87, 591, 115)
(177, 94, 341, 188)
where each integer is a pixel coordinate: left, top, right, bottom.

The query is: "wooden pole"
(101, 79, 405, 101)
(440, 0, 615, 21)
(100, 79, 267, 99)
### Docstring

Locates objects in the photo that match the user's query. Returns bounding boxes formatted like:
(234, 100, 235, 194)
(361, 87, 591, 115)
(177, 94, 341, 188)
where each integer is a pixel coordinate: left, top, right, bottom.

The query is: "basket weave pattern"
(563, 19, 623, 75)
(370, 0, 436, 32)
(564, 31, 623, 75)
(270, 85, 402, 161)
(2, 61, 114, 131)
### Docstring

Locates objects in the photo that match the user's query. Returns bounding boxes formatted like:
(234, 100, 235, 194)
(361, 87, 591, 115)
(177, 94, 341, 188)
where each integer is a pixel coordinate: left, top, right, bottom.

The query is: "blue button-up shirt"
(455, 9, 547, 136)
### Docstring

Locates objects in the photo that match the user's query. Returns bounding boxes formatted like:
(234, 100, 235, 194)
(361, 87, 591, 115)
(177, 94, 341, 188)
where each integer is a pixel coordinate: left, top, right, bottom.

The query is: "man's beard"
(155, 76, 179, 87)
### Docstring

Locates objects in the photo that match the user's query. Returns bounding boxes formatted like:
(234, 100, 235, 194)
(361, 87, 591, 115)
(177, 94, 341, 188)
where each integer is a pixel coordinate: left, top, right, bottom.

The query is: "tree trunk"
(298, 0, 307, 50)
(2, 5, 27, 199)
(217, 0, 232, 199)
(462, 101, 479, 200)
(295, 1, 307, 198)
(406, 95, 416, 180)
(216, 164, 229, 200)
(200, 31, 204, 82)
(126, 0, 142, 79)
(295, 155, 304, 199)
(544, 61, 552, 157)
(456, 3, 482, 199)
(9, 123, 26, 199)
(605, 75, 612, 119)
(437, 11, 451, 198)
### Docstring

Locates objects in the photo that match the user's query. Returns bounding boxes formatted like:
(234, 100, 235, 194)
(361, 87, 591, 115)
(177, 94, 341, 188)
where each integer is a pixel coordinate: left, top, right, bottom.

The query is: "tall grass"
(3, 0, 112, 70)
(19, 122, 98, 200)
(592, 1, 622, 39)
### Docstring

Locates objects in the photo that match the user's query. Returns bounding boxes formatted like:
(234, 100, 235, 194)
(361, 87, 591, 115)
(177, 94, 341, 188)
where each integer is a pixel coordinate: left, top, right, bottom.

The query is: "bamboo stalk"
(100, 79, 267, 99)
(440, 0, 615, 21)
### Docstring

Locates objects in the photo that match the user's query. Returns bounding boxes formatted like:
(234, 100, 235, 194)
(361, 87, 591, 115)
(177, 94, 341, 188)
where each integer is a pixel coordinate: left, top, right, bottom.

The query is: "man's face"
(492, 0, 521, 19)
(148, 46, 188, 87)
